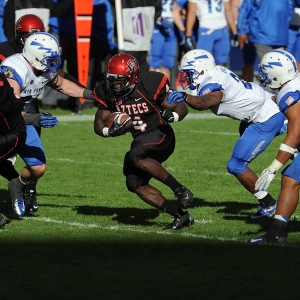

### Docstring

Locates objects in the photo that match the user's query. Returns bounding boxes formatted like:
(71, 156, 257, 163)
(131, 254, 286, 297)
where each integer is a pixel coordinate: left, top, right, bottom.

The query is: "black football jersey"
(94, 72, 171, 138)
(0, 40, 21, 63)
(0, 72, 25, 135)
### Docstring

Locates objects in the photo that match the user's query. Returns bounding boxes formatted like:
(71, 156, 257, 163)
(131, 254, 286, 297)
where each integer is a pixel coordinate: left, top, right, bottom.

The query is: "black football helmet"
(104, 53, 140, 99)
(15, 14, 45, 49)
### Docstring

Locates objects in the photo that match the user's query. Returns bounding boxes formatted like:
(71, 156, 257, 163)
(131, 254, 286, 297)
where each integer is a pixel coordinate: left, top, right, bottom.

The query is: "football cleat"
(175, 187, 193, 208)
(8, 179, 25, 217)
(248, 228, 288, 244)
(24, 184, 38, 212)
(165, 212, 194, 230)
(0, 214, 6, 228)
(250, 200, 277, 219)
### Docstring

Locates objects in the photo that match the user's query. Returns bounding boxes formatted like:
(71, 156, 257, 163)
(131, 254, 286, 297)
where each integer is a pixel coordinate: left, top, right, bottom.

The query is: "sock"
(163, 174, 182, 192)
(274, 214, 289, 222)
(159, 200, 184, 216)
(0, 160, 19, 181)
(10, 176, 26, 198)
(254, 191, 276, 207)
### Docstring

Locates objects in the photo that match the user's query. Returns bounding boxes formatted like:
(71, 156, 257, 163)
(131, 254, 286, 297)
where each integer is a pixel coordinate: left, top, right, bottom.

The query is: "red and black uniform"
(94, 71, 176, 191)
(0, 72, 26, 163)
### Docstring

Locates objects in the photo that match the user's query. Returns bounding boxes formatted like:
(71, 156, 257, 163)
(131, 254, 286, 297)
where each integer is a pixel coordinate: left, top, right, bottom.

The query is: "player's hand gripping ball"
(106, 112, 132, 137)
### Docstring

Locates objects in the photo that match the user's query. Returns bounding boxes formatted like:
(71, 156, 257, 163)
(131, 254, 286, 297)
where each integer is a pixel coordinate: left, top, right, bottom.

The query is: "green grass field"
(1, 107, 300, 300)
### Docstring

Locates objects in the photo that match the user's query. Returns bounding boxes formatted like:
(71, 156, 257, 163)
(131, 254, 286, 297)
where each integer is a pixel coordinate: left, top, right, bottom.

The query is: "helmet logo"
(261, 61, 282, 70)
(30, 41, 54, 53)
(127, 59, 136, 73)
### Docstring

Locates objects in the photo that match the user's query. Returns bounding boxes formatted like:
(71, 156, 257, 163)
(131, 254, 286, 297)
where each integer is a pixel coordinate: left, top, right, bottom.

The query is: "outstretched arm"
(167, 90, 223, 111)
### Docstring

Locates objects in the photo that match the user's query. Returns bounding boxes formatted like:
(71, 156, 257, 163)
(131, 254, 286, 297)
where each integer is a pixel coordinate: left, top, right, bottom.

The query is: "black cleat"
(0, 214, 6, 228)
(175, 187, 193, 208)
(24, 184, 38, 212)
(165, 212, 194, 230)
(248, 228, 288, 244)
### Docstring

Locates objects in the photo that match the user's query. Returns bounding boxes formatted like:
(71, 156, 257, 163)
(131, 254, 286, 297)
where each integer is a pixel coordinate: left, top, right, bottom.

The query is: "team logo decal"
(4, 68, 13, 78)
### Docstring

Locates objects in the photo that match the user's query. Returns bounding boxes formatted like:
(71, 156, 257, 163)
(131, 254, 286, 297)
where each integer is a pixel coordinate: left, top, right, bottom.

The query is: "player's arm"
(47, 74, 93, 99)
(161, 92, 188, 122)
(185, 1, 197, 37)
(185, 91, 223, 110)
(6, 78, 21, 98)
(167, 89, 223, 110)
(94, 108, 112, 138)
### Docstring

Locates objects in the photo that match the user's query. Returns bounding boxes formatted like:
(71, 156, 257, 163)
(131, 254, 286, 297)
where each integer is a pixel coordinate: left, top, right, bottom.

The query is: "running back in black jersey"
(94, 71, 172, 138)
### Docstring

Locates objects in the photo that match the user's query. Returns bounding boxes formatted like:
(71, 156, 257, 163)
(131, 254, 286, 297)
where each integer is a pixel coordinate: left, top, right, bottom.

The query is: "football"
(106, 112, 132, 128)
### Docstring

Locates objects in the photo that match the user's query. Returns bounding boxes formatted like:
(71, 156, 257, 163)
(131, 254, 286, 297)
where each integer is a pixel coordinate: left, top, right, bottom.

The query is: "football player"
(249, 50, 300, 243)
(167, 49, 286, 219)
(0, 14, 92, 215)
(0, 72, 27, 228)
(1, 31, 94, 217)
(93, 53, 194, 230)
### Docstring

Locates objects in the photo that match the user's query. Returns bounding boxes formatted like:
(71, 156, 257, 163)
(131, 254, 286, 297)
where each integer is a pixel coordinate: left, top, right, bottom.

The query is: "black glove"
(108, 115, 132, 137)
(185, 37, 194, 51)
(162, 109, 176, 123)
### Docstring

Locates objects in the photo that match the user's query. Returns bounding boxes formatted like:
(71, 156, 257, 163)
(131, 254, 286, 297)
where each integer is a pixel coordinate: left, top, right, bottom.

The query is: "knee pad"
(126, 174, 145, 192)
(227, 156, 248, 175)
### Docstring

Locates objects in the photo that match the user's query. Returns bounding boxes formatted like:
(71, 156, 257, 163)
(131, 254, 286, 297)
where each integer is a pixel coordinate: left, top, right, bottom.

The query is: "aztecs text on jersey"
(94, 72, 171, 138)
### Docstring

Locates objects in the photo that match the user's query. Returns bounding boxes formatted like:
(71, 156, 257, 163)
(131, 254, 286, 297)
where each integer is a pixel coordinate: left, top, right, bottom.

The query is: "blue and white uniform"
(191, 0, 230, 65)
(0, 53, 57, 166)
(149, 0, 177, 70)
(275, 75, 300, 181)
(196, 66, 285, 175)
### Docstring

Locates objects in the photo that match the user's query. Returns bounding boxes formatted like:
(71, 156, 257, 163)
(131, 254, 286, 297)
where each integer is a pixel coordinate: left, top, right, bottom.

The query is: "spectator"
(230, 0, 256, 82)
(287, 7, 300, 71)
(87, 0, 118, 95)
(149, 0, 185, 83)
(110, 0, 162, 73)
(185, 0, 237, 66)
(237, 0, 294, 91)
(0, 0, 7, 42)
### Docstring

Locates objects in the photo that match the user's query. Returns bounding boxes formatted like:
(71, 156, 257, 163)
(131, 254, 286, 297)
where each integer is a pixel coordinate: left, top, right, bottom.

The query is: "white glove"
(255, 167, 277, 191)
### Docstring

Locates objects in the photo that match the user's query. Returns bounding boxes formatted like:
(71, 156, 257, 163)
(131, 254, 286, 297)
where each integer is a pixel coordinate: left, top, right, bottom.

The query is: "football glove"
(156, 18, 173, 29)
(178, 31, 186, 46)
(185, 37, 194, 51)
(108, 114, 132, 137)
(167, 91, 187, 105)
(255, 167, 277, 191)
(39, 112, 58, 128)
(162, 109, 176, 123)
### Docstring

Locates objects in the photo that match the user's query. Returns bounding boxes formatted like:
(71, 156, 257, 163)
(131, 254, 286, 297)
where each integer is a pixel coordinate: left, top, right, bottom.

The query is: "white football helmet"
(259, 49, 298, 89)
(23, 32, 62, 73)
(178, 49, 216, 90)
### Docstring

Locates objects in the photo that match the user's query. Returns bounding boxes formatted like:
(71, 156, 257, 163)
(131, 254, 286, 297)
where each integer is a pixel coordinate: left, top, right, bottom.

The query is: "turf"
(1, 108, 299, 300)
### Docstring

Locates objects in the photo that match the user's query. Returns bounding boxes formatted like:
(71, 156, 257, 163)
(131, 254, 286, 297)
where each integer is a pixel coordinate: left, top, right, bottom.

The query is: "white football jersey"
(276, 75, 300, 113)
(196, 66, 280, 123)
(0, 53, 56, 99)
(161, 0, 174, 22)
(189, 0, 229, 29)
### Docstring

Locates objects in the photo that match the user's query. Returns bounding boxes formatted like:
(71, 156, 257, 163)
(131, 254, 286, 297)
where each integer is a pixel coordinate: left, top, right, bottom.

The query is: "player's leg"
(8, 125, 46, 216)
(128, 125, 193, 207)
(149, 27, 165, 72)
(196, 27, 216, 54)
(227, 112, 285, 218)
(248, 158, 300, 243)
(212, 27, 230, 66)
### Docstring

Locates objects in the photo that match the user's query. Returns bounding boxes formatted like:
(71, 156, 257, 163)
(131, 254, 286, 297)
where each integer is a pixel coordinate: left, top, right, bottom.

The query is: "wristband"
(269, 159, 283, 173)
(83, 89, 94, 100)
(279, 143, 297, 154)
(102, 127, 110, 137)
(172, 112, 179, 122)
